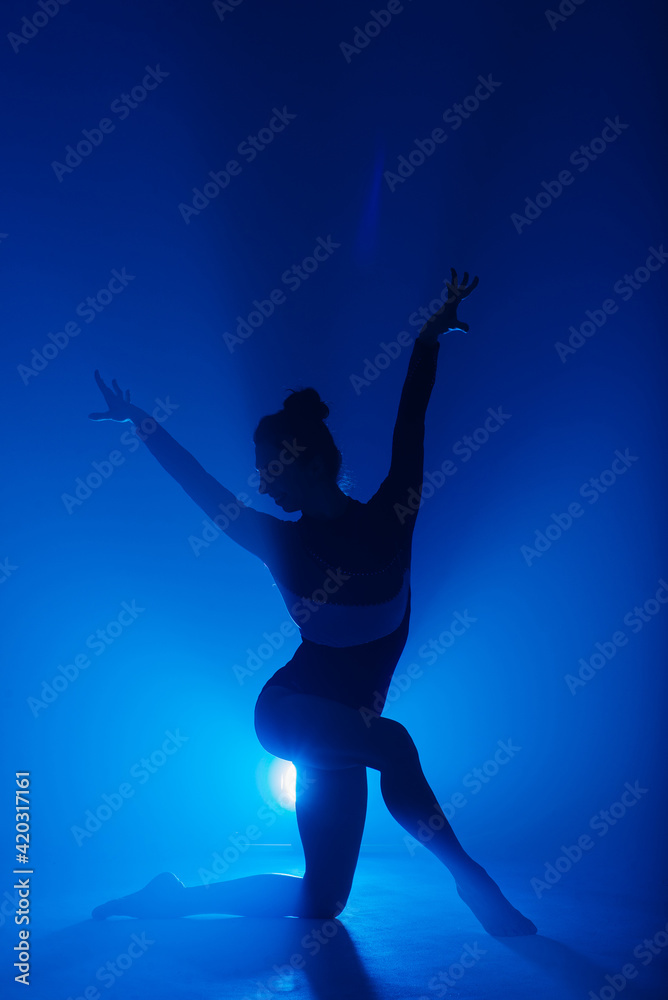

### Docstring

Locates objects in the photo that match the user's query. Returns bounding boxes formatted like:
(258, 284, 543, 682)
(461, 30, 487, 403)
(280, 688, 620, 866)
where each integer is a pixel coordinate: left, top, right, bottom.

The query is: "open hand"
(89, 370, 133, 421)
(419, 268, 479, 341)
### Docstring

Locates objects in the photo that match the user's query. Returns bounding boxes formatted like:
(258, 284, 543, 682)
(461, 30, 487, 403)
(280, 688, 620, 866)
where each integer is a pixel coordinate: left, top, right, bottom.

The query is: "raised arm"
(367, 337, 439, 522)
(369, 268, 479, 526)
(89, 372, 282, 563)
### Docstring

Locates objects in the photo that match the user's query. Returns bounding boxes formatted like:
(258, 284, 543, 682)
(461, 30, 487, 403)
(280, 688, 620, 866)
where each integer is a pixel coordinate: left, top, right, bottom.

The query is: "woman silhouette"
(90, 269, 536, 936)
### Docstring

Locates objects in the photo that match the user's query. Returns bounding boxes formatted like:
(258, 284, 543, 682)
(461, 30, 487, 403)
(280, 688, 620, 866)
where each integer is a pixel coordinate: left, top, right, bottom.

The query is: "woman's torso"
(259, 494, 414, 709)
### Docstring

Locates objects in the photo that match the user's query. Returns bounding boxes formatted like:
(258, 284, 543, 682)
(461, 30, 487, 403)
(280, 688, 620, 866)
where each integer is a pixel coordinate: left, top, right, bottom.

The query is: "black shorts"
(258, 591, 411, 713)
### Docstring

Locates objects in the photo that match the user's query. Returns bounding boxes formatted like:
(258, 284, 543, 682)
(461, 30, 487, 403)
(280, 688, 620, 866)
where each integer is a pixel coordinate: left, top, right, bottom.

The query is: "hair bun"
(283, 387, 329, 422)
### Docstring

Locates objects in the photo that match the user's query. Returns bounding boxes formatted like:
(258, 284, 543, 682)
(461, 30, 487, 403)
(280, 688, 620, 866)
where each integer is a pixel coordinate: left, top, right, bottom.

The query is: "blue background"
(0, 0, 666, 963)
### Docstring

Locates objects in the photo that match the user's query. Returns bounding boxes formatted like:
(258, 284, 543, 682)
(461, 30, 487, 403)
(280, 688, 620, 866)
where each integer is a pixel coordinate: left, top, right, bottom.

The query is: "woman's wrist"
(418, 328, 440, 345)
(127, 403, 149, 424)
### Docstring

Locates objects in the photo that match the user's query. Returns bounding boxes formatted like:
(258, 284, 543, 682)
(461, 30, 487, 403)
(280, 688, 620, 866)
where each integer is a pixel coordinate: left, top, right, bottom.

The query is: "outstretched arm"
(368, 337, 440, 521)
(369, 268, 479, 525)
(89, 372, 281, 563)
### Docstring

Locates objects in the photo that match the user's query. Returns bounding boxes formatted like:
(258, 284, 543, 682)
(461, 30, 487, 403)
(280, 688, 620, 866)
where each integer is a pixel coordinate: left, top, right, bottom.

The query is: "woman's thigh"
(254, 684, 408, 771)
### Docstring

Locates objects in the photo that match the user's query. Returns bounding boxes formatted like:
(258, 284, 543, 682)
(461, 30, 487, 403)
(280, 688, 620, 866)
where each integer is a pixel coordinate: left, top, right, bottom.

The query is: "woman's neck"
(301, 488, 350, 520)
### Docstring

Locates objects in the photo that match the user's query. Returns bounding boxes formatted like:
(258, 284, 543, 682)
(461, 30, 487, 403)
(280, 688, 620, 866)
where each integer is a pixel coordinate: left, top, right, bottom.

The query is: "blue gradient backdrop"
(1, 0, 666, 986)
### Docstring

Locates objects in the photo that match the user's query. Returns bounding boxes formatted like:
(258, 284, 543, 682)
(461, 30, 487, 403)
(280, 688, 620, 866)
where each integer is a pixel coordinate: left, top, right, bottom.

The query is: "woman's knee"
(302, 898, 347, 920)
(330, 894, 350, 918)
(300, 879, 351, 919)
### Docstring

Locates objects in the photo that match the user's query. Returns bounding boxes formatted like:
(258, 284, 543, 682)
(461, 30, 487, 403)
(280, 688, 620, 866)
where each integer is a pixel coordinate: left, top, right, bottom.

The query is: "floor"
(5, 851, 666, 1000)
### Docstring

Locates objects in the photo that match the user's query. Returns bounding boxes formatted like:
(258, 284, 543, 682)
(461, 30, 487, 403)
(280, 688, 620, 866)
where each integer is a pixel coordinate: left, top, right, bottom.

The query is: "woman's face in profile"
(254, 441, 308, 512)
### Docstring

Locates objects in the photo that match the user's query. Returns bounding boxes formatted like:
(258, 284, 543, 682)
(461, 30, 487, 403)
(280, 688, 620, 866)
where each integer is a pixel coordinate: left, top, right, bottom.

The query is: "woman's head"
(253, 388, 344, 513)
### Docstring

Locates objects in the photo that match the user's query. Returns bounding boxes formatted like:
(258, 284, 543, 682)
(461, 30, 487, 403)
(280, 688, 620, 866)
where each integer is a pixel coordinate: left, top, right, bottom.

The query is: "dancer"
(89, 269, 536, 936)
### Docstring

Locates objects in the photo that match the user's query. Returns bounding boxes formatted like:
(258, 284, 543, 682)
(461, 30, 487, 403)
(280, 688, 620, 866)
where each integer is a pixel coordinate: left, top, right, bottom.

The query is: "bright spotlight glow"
(268, 758, 297, 811)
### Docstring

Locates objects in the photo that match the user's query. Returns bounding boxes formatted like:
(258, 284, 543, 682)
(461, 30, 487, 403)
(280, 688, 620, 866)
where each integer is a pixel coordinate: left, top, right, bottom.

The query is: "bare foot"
(92, 872, 185, 920)
(455, 865, 537, 937)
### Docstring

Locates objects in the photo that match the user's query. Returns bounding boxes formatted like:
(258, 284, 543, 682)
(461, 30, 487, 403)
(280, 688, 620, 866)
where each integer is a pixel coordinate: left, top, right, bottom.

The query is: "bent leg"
(93, 765, 367, 921)
(295, 763, 367, 918)
(254, 686, 537, 936)
(94, 688, 536, 932)
(255, 685, 474, 875)
(93, 727, 369, 920)
(174, 764, 367, 918)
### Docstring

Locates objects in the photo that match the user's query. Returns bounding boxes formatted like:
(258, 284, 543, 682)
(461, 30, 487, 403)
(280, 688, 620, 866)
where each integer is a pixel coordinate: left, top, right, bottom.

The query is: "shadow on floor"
(23, 892, 665, 1000)
(28, 914, 384, 1000)
(501, 935, 656, 999)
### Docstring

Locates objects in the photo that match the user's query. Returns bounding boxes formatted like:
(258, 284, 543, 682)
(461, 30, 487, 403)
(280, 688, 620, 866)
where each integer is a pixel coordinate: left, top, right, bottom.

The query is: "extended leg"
(92, 871, 307, 920)
(92, 748, 368, 920)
